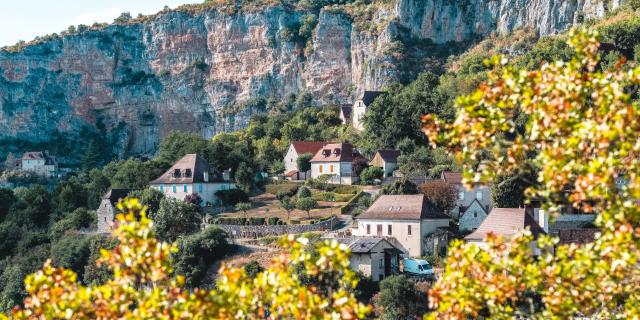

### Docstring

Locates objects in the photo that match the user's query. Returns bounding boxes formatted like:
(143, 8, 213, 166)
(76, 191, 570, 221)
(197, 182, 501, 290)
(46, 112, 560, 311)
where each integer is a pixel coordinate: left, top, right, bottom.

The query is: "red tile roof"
(441, 171, 462, 184)
(150, 154, 221, 184)
(357, 194, 449, 220)
(310, 143, 358, 162)
(291, 141, 328, 156)
(465, 208, 546, 241)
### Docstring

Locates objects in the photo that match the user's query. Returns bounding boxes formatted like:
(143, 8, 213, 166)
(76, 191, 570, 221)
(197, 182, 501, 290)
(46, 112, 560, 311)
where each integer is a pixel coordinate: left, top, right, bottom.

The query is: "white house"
(150, 154, 236, 206)
(334, 237, 403, 282)
(458, 199, 490, 232)
(283, 141, 327, 180)
(441, 171, 492, 219)
(310, 143, 362, 185)
(370, 149, 401, 178)
(96, 189, 131, 233)
(19, 151, 58, 177)
(352, 91, 384, 131)
(352, 194, 450, 257)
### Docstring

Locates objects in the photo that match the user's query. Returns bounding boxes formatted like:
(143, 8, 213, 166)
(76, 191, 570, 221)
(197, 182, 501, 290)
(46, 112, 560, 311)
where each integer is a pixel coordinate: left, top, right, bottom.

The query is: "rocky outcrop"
(0, 0, 617, 160)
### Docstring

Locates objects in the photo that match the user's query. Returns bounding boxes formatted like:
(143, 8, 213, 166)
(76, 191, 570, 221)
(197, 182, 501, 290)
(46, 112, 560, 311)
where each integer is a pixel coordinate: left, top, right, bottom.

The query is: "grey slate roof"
(357, 194, 449, 220)
(103, 189, 131, 206)
(335, 237, 400, 253)
(150, 154, 221, 184)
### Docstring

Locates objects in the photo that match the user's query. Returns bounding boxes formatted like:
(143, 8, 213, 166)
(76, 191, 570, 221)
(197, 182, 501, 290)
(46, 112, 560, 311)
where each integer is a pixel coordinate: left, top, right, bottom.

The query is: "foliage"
(103, 159, 151, 190)
(397, 147, 433, 177)
(423, 29, 640, 319)
(154, 198, 201, 242)
(279, 196, 296, 221)
(359, 166, 384, 184)
(296, 197, 318, 218)
(234, 202, 252, 218)
(184, 193, 203, 207)
(0, 188, 16, 222)
(173, 227, 232, 288)
(243, 260, 264, 279)
(296, 152, 313, 173)
(419, 180, 458, 213)
(491, 165, 539, 208)
(296, 186, 312, 198)
(374, 275, 429, 320)
(10, 198, 370, 319)
(265, 182, 300, 196)
(351, 156, 369, 178)
(82, 236, 117, 286)
(128, 187, 164, 217)
(50, 235, 91, 282)
(271, 160, 286, 175)
(234, 162, 254, 192)
(214, 188, 249, 205)
(379, 179, 419, 195)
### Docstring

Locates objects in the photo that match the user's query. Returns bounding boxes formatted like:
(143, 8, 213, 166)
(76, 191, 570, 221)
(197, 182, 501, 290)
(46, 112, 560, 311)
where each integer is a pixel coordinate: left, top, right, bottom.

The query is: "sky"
(0, 0, 198, 47)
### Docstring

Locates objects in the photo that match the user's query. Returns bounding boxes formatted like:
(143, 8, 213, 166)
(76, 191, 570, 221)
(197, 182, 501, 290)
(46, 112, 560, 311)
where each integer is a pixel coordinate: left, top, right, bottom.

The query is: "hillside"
(0, 0, 618, 162)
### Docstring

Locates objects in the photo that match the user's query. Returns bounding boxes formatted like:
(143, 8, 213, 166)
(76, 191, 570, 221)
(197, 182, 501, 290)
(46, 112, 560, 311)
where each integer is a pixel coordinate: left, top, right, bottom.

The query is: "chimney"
(203, 171, 209, 182)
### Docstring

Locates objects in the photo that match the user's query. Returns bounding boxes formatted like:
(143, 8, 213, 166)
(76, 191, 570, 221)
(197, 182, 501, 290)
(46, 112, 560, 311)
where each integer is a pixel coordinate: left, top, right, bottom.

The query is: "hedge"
(265, 183, 301, 196)
(311, 191, 354, 202)
(340, 191, 367, 215)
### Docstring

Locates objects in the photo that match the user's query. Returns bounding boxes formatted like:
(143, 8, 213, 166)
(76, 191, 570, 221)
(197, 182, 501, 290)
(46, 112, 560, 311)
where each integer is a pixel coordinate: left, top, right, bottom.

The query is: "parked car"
(402, 258, 435, 279)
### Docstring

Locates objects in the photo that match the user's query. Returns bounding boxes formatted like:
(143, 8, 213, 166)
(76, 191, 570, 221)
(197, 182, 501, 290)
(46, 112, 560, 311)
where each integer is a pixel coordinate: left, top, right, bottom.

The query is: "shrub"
(265, 183, 300, 196)
(267, 217, 281, 225)
(332, 185, 360, 195)
(248, 217, 265, 226)
(359, 167, 384, 184)
(215, 189, 249, 206)
(297, 186, 312, 198)
(290, 219, 301, 225)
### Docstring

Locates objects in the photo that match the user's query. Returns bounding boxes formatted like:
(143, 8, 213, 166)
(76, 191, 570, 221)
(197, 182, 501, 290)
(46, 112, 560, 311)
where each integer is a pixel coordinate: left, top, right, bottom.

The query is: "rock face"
(0, 0, 617, 159)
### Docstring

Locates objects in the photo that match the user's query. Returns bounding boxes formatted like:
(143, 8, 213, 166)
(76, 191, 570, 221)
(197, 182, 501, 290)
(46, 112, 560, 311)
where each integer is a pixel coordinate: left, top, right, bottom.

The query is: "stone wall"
(213, 216, 337, 239)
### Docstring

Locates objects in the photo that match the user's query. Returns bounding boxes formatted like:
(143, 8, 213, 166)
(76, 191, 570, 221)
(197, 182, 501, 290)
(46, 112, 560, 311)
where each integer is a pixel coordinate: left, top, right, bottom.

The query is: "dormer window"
(173, 169, 181, 177)
(184, 169, 192, 177)
(322, 149, 330, 157)
(333, 148, 341, 156)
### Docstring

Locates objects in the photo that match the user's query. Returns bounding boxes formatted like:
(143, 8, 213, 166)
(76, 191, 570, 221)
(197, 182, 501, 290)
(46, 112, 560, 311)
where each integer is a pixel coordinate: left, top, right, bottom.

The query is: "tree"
(11, 199, 370, 319)
(379, 179, 419, 195)
(234, 202, 252, 219)
(420, 180, 458, 213)
(351, 156, 369, 178)
(296, 152, 313, 173)
(374, 275, 429, 320)
(359, 167, 384, 184)
(105, 159, 151, 190)
(3, 153, 16, 172)
(50, 235, 91, 282)
(128, 187, 164, 216)
(234, 162, 254, 192)
(156, 131, 209, 167)
(271, 160, 286, 176)
(173, 227, 231, 287)
(397, 147, 434, 177)
(279, 196, 296, 222)
(244, 260, 264, 279)
(296, 186, 311, 198)
(113, 11, 132, 24)
(296, 197, 317, 219)
(491, 166, 539, 208)
(0, 188, 16, 222)
(184, 193, 203, 207)
(154, 198, 201, 242)
(422, 29, 640, 319)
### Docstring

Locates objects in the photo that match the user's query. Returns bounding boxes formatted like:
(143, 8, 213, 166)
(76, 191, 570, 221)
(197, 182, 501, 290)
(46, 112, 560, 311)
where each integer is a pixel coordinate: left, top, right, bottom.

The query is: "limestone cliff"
(0, 0, 617, 160)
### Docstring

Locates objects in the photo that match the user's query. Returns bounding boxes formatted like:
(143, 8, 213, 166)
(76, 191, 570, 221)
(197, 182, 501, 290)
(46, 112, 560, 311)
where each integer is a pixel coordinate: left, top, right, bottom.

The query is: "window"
(387, 224, 392, 235)
(184, 185, 188, 192)
(408, 225, 412, 235)
(377, 224, 382, 236)
(366, 224, 371, 235)
(319, 165, 323, 173)
(198, 184, 203, 193)
(474, 211, 477, 218)
(160, 185, 164, 192)
(379, 259, 383, 268)
(476, 191, 483, 200)
(459, 191, 465, 200)
(172, 185, 176, 193)
(330, 165, 334, 173)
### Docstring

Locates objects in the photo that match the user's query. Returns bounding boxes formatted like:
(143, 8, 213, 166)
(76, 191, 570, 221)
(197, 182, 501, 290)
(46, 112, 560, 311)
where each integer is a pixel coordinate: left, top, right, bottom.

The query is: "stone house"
(458, 198, 490, 232)
(310, 143, 363, 185)
(441, 171, 492, 219)
(352, 194, 450, 257)
(19, 151, 58, 177)
(150, 154, 236, 206)
(283, 141, 327, 180)
(465, 207, 546, 253)
(370, 149, 401, 178)
(334, 237, 403, 282)
(352, 91, 385, 131)
(97, 189, 131, 233)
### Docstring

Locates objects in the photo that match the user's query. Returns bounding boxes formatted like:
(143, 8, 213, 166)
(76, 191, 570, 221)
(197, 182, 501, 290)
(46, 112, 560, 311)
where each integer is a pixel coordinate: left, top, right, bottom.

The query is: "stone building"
(19, 151, 58, 177)
(334, 237, 403, 282)
(351, 91, 385, 131)
(96, 189, 131, 233)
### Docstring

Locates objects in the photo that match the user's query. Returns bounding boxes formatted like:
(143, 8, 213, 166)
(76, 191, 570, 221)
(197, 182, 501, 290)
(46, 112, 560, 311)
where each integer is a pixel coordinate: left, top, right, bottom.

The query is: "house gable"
(458, 199, 489, 231)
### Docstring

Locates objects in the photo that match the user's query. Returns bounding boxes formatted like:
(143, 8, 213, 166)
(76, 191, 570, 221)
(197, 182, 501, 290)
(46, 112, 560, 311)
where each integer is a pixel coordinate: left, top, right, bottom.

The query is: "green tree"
(156, 131, 209, 167)
(279, 196, 296, 222)
(105, 159, 151, 190)
(128, 187, 165, 217)
(50, 235, 91, 282)
(397, 147, 434, 177)
(296, 197, 317, 219)
(3, 153, 16, 172)
(244, 260, 264, 279)
(491, 166, 539, 208)
(113, 11, 132, 24)
(82, 236, 117, 286)
(296, 152, 313, 173)
(234, 162, 254, 192)
(234, 202, 252, 219)
(154, 198, 201, 242)
(375, 275, 429, 320)
(173, 227, 231, 287)
(359, 167, 384, 184)
(379, 179, 419, 195)
(271, 160, 286, 176)
(296, 186, 312, 198)
(0, 188, 16, 222)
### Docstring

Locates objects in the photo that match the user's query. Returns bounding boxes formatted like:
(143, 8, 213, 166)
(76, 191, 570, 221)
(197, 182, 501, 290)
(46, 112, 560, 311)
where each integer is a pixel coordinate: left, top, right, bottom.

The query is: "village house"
(283, 141, 327, 180)
(96, 189, 131, 233)
(441, 171, 492, 222)
(352, 91, 385, 131)
(370, 149, 401, 178)
(150, 153, 235, 206)
(352, 194, 450, 257)
(310, 143, 364, 185)
(465, 207, 546, 253)
(18, 151, 58, 177)
(334, 237, 403, 282)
